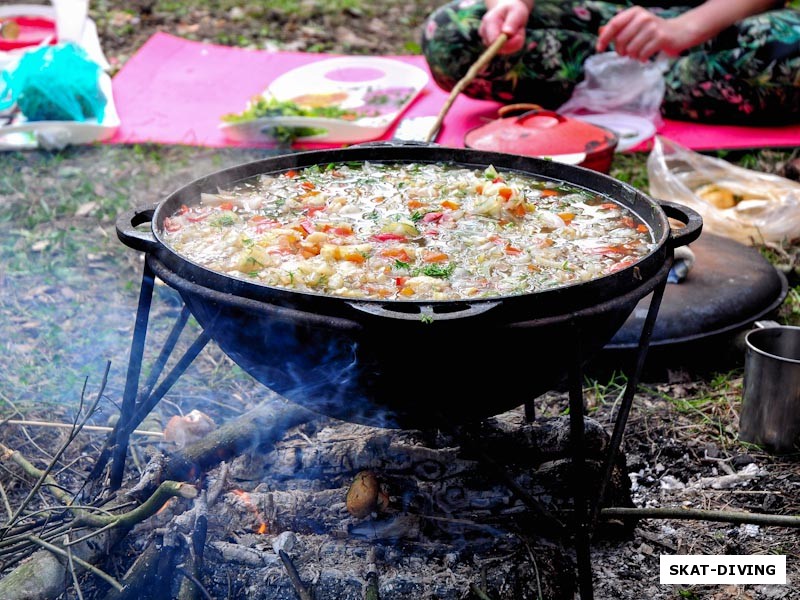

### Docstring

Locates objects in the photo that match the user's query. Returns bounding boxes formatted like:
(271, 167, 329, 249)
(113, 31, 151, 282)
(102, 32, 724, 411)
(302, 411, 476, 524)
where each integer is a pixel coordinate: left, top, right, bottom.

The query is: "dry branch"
(278, 549, 313, 600)
(602, 506, 800, 528)
(0, 438, 197, 600)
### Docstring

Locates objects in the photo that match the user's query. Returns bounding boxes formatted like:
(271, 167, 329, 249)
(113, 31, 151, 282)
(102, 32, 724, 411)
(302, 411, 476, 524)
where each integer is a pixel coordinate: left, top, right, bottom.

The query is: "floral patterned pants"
(422, 1, 800, 123)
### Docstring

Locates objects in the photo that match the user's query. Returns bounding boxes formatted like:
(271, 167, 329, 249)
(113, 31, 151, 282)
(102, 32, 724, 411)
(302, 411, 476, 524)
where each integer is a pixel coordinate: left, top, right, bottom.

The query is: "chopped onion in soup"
(162, 162, 656, 301)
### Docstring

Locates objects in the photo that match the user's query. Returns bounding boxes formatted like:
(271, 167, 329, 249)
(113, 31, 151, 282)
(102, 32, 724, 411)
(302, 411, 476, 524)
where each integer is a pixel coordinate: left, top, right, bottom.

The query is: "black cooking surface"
(605, 231, 787, 350)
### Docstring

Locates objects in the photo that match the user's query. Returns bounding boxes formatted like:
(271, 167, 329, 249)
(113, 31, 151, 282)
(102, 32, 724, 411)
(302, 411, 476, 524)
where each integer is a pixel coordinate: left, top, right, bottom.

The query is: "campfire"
(0, 383, 633, 600)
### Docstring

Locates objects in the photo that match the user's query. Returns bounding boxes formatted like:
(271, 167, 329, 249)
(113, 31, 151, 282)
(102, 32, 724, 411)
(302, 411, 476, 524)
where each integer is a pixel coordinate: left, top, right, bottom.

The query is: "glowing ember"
(232, 489, 269, 534)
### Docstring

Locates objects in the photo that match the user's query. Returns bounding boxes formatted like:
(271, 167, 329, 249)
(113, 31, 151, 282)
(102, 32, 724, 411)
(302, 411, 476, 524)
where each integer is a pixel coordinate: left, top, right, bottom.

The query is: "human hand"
(596, 6, 698, 61)
(479, 0, 532, 54)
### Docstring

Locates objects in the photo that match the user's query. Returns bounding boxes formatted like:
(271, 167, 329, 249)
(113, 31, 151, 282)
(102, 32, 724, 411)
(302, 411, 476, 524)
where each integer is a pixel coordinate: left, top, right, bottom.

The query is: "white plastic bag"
(647, 136, 800, 245)
(558, 52, 668, 127)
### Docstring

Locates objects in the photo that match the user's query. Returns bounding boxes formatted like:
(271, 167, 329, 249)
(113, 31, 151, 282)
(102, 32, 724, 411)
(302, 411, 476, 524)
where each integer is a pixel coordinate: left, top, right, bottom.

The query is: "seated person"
(421, 0, 800, 123)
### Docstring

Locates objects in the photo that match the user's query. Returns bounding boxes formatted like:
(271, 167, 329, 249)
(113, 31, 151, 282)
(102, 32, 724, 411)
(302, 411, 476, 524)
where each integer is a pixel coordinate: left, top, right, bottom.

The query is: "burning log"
(168, 410, 631, 598)
(163, 397, 320, 483)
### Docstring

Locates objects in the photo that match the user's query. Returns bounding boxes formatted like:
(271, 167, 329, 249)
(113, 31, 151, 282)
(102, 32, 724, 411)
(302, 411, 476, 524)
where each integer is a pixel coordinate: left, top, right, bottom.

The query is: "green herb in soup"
(162, 163, 655, 300)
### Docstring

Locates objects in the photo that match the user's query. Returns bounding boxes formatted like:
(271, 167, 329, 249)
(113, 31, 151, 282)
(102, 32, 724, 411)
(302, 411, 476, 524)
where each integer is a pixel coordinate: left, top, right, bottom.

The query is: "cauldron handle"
(117, 205, 159, 253)
(656, 199, 703, 248)
(346, 301, 501, 321)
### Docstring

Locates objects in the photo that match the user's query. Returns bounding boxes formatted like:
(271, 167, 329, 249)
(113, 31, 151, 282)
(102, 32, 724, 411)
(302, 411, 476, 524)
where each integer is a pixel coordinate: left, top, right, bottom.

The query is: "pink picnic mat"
(109, 32, 800, 152)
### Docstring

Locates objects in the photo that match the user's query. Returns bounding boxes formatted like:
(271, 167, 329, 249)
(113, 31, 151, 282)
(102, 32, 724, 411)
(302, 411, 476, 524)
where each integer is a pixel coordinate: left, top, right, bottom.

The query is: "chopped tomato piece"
(588, 245, 632, 256)
(331, 225, 353, 236)
(607, 257, 637, 273)
(423, 251, 448, 263)
(177, 204, 189, 215)
(218, 201, 234, 211)
(250, 216, 280, 232)
(540, 189, 559, 197)
(285, 170, 298, 178)
(599, 202, 617, 209)
(498, 187, 513, 200)
(301, 181, 316, 191)
(372, 233, 406, 242)
(380, 247, 411, 262)
(505, 245, 522, 255)
(306, 205, 325, 217)
(492, 176, 505, 183)
(509, 204, 526, 218)
(636, 223, 649, 233)
(395, 277, 409, 287)
(187, 208, 211, 222)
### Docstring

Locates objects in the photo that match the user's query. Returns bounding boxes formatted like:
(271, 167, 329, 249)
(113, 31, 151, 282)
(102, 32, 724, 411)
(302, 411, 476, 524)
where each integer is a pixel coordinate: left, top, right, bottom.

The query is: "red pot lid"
(464, 104, 618, 159)
(0, 16, 58, 51)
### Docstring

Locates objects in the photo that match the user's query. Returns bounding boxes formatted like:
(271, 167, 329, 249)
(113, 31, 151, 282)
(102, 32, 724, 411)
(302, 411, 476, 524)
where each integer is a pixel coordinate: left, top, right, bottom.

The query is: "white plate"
(219, 57, 429, 144)
(571, 112, 656, 152)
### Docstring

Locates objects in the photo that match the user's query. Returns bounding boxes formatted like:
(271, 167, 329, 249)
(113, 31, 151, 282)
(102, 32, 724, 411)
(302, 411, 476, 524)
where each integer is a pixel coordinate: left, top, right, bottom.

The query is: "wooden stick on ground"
(425, 33, 508, 143)
(2, 420, 163, 437)
(278, 550, 313, 600)
(601, 506, 800, 528)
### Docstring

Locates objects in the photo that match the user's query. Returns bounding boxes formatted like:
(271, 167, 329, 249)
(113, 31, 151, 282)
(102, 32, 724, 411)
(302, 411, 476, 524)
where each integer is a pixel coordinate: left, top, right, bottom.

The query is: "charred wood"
(163, 398, 319, 483)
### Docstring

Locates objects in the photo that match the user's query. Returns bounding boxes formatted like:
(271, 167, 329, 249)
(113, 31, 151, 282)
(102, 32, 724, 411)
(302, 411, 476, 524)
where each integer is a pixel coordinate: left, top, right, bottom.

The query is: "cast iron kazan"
(117, 145, 701, 427)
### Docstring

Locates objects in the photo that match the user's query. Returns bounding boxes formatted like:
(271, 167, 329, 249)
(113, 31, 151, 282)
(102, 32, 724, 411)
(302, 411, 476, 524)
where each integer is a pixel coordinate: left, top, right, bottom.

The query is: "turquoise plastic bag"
(0, 42, 106, 122)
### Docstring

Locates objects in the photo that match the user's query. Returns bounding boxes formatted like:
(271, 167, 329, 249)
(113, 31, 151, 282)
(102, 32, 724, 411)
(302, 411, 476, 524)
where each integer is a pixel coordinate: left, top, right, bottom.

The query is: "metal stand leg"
(96, 260, 212, 490)
(569, 258, 673, 598)
(524, 401, 536, 422)
(568, 320, 594, 600)
(591, 270, 670, 527)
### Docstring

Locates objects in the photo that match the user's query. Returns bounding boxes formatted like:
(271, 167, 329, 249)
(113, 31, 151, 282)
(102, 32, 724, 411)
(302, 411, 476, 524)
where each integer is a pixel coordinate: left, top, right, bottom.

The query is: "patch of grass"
(584, 370, 629, 413)
(642, 371, 743, 447)
(779, 286, 800, 326)
(610, 152, 649, 191)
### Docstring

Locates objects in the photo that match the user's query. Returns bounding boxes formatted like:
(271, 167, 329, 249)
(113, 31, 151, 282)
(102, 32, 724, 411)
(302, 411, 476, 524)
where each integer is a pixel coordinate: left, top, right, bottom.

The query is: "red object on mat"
(0, 16, 57, 51)
(464, 104, 618, 172)
(109, 32, 800, 152)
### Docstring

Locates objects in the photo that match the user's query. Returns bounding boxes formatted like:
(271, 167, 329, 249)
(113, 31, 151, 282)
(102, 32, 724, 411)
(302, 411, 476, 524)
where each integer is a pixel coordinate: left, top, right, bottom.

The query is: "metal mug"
(739, 321, 800, 453)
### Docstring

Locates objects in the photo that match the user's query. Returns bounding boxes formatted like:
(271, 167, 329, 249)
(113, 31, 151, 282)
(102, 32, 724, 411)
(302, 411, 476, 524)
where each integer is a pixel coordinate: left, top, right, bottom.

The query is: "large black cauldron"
(118, 145, 701, 427)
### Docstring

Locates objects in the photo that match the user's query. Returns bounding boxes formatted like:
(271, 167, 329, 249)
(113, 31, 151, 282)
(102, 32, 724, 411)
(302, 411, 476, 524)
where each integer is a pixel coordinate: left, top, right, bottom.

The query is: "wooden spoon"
(425, 32, 509, 143)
